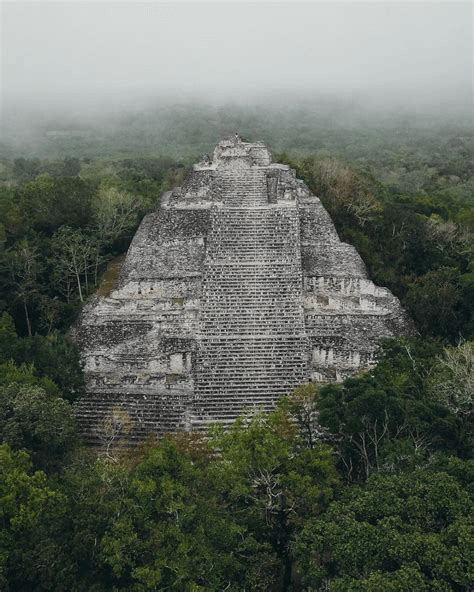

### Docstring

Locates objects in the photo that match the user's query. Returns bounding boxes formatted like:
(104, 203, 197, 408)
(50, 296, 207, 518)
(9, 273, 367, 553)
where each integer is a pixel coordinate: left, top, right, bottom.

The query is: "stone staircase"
(73, 387, 193, 446)
(192, 168, 308, 427)
(217, 167, 268, 206)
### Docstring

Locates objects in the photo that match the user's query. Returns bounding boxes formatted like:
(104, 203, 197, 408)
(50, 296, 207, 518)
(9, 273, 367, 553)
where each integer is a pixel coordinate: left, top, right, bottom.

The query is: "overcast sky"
(1, 1, 472, 110)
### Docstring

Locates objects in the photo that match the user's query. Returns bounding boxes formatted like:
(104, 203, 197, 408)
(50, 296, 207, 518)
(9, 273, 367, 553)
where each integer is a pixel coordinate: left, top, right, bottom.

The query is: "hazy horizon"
(1, 1, 472, 122)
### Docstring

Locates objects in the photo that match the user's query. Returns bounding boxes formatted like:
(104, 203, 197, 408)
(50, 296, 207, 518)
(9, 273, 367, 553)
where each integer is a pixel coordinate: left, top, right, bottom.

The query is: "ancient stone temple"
(75, 135, 412, 443)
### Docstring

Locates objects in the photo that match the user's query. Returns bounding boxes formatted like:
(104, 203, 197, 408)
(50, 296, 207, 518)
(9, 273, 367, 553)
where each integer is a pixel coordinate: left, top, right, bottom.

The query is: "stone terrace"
(74, 135, 413, 443)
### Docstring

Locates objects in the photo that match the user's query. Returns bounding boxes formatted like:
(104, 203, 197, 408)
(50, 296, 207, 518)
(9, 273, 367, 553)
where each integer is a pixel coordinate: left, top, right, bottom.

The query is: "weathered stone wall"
(75, 134, 413, 443)
(117, 209, 211, 284)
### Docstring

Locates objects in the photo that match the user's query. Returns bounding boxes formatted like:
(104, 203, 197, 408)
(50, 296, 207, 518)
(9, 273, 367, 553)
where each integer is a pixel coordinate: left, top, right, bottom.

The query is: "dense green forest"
(0, 99, 472, 591)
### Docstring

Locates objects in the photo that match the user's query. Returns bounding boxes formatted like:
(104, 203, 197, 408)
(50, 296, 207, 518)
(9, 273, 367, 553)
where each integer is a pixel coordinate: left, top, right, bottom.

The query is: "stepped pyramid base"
(74, 135, 414, 444)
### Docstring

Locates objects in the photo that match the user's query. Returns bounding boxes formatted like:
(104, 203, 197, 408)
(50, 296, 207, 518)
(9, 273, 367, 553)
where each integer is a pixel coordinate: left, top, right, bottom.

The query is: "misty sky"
(1, 1, 472, 109)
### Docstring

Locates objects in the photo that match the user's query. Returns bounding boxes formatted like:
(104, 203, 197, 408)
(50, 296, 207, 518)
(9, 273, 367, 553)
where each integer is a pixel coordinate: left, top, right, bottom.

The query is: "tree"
(427, 340, 473, 429)
(66, 410, 338, 592)
(0, 444, 67, 592)
(0, 361, 60, 398)
(294, 463, 473, 591)
(13, 175, 95, 236)
(208, 407, 339, 589)
(13, 157, 41, 181)
(315, 338, 465, 482)
(51, 226, 98, 302)
(59, 440, 257, 591)
(96, 407, 134, 463)
(12, 331, 85, 402)
(0, 312, 18, 361)
(295, 154, 382, 227)
(55, 452, 132, 592)
(45, 176, 96, 231)
(63, 157, 81, 177)
(277, 383, 322, 449)
(404, 267, 462, 340)
(0, 382, 77, 473)
(425, 214, 473, 260)
(103, 439, 251, 591)
(0, 313, 85, 403)
(92, 182, 144, 250)
(4, 240, 41, 336)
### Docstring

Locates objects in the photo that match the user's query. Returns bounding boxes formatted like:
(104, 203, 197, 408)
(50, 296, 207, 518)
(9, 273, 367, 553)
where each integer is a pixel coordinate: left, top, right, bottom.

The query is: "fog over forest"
(0, 5, 473, 591)
(1, 1, 472, 144)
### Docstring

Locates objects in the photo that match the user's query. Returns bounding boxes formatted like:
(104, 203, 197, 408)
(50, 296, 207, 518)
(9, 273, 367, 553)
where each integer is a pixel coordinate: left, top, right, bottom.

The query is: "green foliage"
(113, 440, 252, 591)
(55, 441, 268, 591)
(294, 462, 473, 591)
(14, 174, 96, 235)
(0, 150, 181, 337)
(116, 155, 176, 183)
(209, 408, 339, 589)
(426, 340, 473, 433)
(63, 156, 81, 177)
(0, 444, 68, 591)
(0, 313, 84, 402)
(0, 381, 77, 473)
(11, 332, 85, 402)
(2, 239, 41, 336)
(315, 338, 467, 482)
(278, 382, 320, 449)
(0, 312, 18, 360)
(0, 315, 81, 476)
(92, 182, 146, 252)
(12, 157, 41, 181)
(0, 361, 60, 398)
(404, 267, 463, 340)
(0, 399, 470, 591)
(50, 225, 100, 303)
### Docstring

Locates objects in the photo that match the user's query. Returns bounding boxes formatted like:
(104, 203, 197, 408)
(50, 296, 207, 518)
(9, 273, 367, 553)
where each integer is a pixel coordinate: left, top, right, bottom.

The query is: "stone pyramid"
(75, 135, 413, 443)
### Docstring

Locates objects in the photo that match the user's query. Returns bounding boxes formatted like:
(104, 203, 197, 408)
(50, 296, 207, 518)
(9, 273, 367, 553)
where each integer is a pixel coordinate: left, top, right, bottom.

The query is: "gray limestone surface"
(74, 135, 413, 443)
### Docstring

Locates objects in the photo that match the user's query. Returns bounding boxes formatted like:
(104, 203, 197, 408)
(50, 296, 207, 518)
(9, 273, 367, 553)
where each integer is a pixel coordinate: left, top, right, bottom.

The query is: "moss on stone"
(97, 254, 126, 297)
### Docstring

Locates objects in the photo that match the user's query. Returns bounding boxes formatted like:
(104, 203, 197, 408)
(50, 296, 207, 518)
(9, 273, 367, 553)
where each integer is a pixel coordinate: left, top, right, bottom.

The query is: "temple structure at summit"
(75, 135, 413, 442)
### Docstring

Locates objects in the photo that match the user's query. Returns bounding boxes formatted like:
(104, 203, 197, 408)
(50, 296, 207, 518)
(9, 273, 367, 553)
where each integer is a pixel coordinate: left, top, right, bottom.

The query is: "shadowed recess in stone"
(74, 135, 413, 444)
